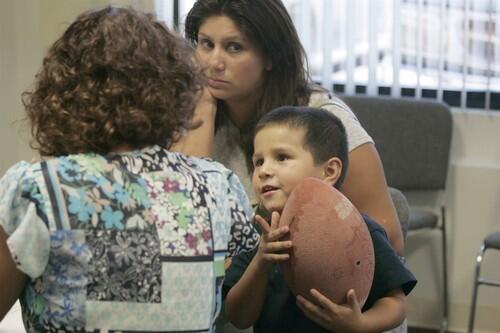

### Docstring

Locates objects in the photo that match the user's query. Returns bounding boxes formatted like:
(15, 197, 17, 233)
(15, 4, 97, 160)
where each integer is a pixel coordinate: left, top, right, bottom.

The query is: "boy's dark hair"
(23, 6, 203, 156)
(253, 106, 349, 188)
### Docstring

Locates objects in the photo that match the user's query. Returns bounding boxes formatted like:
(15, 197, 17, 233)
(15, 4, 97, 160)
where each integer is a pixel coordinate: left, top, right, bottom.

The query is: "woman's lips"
(207, 78, 229, 89)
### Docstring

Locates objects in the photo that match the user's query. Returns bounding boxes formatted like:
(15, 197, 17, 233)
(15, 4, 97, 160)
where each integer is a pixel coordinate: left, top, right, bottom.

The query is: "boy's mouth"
(261, 185, 279, 194)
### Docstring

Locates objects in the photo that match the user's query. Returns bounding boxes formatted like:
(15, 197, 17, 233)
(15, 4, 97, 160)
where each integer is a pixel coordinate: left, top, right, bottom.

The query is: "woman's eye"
(198, 38, 213, 50)
(227, 42, 242, 53)
(277, 154, 289, 162)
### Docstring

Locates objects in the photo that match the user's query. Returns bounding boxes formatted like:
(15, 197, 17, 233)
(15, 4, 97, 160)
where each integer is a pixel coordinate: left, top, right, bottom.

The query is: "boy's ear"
(322, 157, 343, 186)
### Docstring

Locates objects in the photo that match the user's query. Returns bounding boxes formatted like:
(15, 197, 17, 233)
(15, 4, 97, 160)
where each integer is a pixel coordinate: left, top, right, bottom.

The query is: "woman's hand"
(253, 212, 292, 271)
(296, 288, 365, 333)
(170, 86, 218, 157)
(196, 86, 218, 113)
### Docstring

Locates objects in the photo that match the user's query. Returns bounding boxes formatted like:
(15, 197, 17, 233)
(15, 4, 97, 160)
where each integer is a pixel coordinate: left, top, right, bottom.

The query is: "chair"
(467, 230, 500, 333)
(389, 187, 409, 240)
(340, 94, 453, 333)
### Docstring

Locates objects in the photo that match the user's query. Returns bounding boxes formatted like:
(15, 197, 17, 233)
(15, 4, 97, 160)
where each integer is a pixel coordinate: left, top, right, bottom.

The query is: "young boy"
(222, 106, 417, 333)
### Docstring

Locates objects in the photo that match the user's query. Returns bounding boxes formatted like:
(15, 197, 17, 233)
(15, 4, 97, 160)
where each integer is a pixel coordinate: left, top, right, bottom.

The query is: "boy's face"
(252, 124, 325, 213)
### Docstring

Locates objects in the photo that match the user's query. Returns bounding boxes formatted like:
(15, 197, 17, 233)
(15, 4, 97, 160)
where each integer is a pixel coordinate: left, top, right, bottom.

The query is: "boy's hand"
(296, 288, 364, 333)
(254, 212, 292, 270)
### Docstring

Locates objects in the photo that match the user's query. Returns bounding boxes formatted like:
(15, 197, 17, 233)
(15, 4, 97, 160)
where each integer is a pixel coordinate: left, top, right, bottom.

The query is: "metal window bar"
(497, 0, 500, 81)
(437, 0, 446, 101)
(392, 0, 402, 98)
(345, 0, 355, 95)
(173, 0, 179, 31)
(298, 0, 312, 54)
(155, 0, 174, 29)
(462, 0, 470, 110)
(485, 0, 494, 112)
(322, 0, 334, 91)
(367, 0, 378, 96)
(416, 0, 423, 99)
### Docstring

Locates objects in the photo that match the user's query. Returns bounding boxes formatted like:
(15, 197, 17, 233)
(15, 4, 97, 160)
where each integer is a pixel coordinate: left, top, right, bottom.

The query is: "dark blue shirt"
(223, 215, 417, 333)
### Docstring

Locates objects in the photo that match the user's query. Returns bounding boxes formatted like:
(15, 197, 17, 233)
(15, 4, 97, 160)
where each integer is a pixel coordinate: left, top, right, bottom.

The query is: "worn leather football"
(279, 177, 374, 307)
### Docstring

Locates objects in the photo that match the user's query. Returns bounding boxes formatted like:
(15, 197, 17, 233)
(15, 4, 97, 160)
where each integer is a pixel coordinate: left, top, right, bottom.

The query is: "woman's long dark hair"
(185, 0, 312, 161)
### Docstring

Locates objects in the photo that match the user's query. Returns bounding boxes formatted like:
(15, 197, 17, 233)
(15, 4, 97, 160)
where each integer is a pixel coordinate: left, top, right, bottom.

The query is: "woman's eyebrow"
(198, 32, 247, 43)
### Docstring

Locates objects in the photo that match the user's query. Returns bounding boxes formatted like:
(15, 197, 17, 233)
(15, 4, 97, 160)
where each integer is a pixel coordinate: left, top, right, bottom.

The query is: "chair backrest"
(389, 187, 409, 239)
(340, 95, 453, 191)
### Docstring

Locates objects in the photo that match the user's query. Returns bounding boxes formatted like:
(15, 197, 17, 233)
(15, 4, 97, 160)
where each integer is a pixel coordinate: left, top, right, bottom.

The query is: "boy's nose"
(257, 162, 274, 178)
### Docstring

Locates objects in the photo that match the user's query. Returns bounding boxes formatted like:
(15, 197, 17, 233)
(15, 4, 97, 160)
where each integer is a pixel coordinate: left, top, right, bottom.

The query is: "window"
(161, 0, 500, 110)
(283, 0, 500, 110)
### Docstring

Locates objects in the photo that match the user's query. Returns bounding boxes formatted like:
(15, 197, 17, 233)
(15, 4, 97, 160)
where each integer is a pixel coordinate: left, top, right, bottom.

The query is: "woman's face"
(196, 15, 271, 110)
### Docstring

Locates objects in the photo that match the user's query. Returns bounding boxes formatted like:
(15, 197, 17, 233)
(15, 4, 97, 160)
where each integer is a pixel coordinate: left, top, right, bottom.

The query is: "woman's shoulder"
(1, 160, 32, 183)
(0, 160, 47, 240)
(186, 153, 238, 180)
(308, 90, 373, 151)
(308, 90, 354, 115)
(0, 161, 43, 198)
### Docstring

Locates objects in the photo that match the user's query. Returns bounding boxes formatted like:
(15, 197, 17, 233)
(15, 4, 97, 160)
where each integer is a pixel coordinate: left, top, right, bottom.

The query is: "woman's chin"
(207, 87, 227, 100)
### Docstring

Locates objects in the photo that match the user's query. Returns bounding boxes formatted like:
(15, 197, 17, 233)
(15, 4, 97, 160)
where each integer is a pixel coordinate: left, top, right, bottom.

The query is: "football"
(279, 177, 374, 307)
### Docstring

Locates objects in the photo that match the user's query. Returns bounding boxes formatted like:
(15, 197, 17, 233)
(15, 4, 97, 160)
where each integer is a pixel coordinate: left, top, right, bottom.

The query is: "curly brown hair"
(23, 6, 203, 156)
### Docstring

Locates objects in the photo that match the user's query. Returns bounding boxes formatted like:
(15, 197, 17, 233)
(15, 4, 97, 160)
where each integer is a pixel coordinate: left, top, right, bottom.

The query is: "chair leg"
(467, 245, 486, 333)
(440, 206, 448, 333)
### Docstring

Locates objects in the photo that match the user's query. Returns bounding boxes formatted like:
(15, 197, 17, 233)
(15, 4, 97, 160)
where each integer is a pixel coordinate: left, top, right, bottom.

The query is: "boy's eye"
(227, 42, 242, 53)
(253, 158, 264, 167)
(277, 154, 289, 162)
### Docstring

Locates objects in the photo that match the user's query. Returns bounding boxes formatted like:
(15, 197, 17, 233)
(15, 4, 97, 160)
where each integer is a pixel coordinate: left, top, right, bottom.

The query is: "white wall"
(0, 0, 40, 172)
(405, 111, 500, 333)
(1, 1, 500, 333)
(1, 0, 108, 172)
(1, 3, 158, 332)
(0, 0, 155, 173)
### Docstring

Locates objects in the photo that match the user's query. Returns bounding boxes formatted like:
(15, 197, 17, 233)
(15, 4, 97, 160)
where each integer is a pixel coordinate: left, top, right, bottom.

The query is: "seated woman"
(176, 0, 404, 255)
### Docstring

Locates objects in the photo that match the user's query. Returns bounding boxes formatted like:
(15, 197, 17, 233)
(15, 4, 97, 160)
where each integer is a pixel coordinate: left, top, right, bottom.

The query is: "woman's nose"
(208, 48, 225, 72)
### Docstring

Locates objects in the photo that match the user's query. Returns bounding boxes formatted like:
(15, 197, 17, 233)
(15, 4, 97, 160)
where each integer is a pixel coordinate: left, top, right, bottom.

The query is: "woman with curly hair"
(0, 6, 258, 332)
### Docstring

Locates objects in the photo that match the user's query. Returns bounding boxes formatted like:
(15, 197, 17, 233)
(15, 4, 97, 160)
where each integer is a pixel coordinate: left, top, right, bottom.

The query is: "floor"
(0, 305, 449, 333)
(409, 328, 453, 333)
(409, 329, 435, 333)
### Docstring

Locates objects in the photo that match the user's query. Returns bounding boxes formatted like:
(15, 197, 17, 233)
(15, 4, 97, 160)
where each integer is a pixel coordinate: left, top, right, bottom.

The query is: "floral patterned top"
(0, 145, 259, 332)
